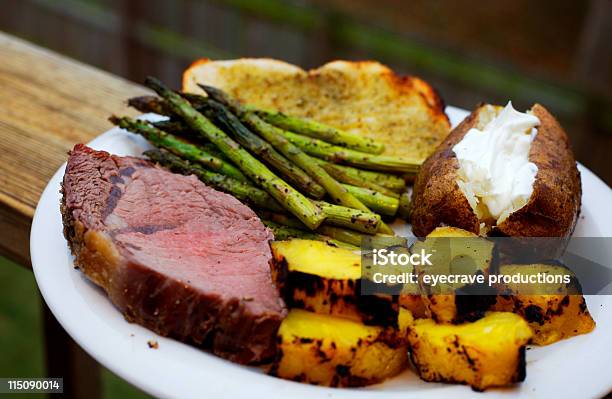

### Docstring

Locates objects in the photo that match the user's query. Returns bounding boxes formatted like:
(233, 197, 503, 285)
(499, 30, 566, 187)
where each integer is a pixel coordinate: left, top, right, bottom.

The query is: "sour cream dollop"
(452, 102, 540, 224)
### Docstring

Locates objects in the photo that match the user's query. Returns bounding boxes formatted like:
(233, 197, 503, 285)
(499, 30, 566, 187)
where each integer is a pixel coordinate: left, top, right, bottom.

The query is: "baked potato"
(270, 239, 399, 326)
(492, 263, 595, 345)
(407, 312, 532, 391)
(271, 309, 408, 387)
(411, 102, 581, 238)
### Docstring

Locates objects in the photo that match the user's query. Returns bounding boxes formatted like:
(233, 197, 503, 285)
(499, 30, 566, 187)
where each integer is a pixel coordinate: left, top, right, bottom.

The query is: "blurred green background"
(0, 0, 610, 397)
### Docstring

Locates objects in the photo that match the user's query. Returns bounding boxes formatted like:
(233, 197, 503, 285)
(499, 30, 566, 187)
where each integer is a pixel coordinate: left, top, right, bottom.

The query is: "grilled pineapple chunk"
(270, 239, 399, 326)
(492, 263, 595, 345)
(272, 309, 408, 387)
(399, 294, 427, 318)
(413, 227, 496, 323)
(426, 226, 478, 238)
(408, 312, 532, 391)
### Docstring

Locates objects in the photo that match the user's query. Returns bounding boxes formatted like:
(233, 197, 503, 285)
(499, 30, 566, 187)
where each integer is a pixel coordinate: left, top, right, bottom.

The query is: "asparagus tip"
(127, 95, 153, 107)
(143, 147, 164, 157)
(144, 76, 167, 94)
(197, 83, 230, 104)
(108, 115, 121, 125)
(197, 83, 219, 95)
(142, 148, 157, 158)
(198, 84, 247, 117)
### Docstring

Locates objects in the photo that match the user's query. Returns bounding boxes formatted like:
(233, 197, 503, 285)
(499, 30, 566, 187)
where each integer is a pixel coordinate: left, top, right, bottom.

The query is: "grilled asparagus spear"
(149, 120, 231, 162)
(262, 219, 319, 240)
(256, 210, 304, 229)
(201, 100, 326, 199)
(257, 211, 367, 247)
(343, 184, 399, 217)
(316, 225, 368, 246)
(397, 192, 412, 219)
(315, 201, 380, 233)
(197, 84, 385, 154)
(151, 119, 186, 134)
(262, 220, 314, 241)
(127, 95, 173, 115)
(200, 88, 394, 233)
(312, 158, 406, 195)
(261, 220, 357, 249)
(110, 116, 248, 182)
(257, 110, 385, 154)
(281, 130, 420, 173)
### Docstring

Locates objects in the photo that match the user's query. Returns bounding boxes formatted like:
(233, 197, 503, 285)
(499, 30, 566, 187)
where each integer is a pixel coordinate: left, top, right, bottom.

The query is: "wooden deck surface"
(0, 31, 148, 266)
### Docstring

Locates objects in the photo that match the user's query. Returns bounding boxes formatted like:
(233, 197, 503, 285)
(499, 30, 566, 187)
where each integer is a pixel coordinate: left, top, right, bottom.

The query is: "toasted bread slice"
(183, 58, 450, 161)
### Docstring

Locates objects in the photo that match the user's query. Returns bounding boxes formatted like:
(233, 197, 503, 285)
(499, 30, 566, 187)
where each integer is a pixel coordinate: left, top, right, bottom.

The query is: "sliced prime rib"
(61, 144, 286, 364)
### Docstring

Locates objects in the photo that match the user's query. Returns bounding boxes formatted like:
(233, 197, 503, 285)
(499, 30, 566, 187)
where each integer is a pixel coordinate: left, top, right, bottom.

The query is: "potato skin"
(410, 104, 581, 238)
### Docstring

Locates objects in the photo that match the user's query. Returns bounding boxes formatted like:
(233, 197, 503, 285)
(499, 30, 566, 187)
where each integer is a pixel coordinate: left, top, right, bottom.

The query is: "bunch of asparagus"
(112, 78, 416, 246)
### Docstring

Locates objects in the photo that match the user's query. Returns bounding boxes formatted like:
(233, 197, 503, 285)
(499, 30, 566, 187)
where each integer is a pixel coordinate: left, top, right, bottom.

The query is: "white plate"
(31, 106, 612, 399)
